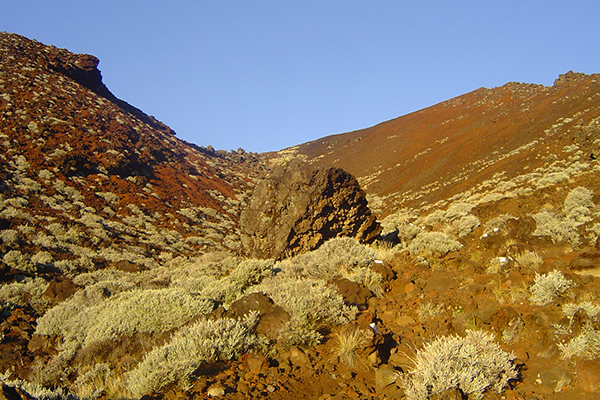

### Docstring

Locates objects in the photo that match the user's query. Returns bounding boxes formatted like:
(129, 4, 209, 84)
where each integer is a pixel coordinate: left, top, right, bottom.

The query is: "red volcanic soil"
(280, 72, 600, 216)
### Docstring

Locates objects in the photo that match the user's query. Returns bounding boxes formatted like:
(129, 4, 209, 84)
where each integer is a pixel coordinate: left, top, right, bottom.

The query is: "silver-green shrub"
(450, 215, 481, 238)
(528, 270, 573, 306)
(252, 276, 356, 345)
(532, 186, 596, 246)
(563, 186, 594, 215)
(407, 232, 462, 256)
(127, 313, 261, 398)
(0, 229, 19, 247)
(558, 324, 600, 360)
(2, 250, 34, 272)
(277, 237, 377, 282)
(401, 330, 518, 399)
(36, 287, 215, 348)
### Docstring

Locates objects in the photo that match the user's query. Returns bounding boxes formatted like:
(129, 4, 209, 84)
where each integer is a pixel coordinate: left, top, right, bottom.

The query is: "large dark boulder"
(240, 160, 381, 259)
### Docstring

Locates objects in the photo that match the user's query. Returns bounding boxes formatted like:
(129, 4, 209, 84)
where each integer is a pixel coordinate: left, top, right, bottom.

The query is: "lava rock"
(240, 160, 381, 259)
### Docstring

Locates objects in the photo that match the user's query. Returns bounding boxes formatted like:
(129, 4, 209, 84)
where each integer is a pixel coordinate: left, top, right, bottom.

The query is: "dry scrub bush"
(0, 228, 20, 247)
(394, 223, 423, 246)
(401, 330, 518, 400)
(0, 277, 49, 312)
(486, 257, 510, 274)
(0, 371, 74, 400)
(528, 270, 573, 306)
(562, 301, 600, 321)
(127, 313, 261, 398)
(71, 363, 127, 400)
(532, 186, 597, 246)
(252, 276, 356, 346)
(36, 287, 215, 349)
(449, 215, 480, 238)
(273, 237, 383, 296)
(422, 202, 474, 226)
(277, 237, 377, 281)
(407, 232, 462, 257)
(483, 214, 515, 235)
(563, 186, 594, 215)
(558, 323, 600, 360)
(2, 249, 34, 272)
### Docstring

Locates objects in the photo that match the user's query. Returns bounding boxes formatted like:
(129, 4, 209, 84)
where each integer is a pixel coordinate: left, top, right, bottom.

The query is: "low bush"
(126, 313, 261, 398)
(252, 276, 356, 346)
(277, 237, 377, 281)
(2, 250, 34, 272)
(558, 324, 600, 360)
(36, 287, 215, 348)
(407, 232, 462, 257)
(401, 330, 518, 400)
(528, 270, 573, 306)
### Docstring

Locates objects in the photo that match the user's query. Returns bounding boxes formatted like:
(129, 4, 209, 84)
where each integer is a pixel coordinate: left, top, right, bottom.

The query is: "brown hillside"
(0, 32, 266, 273)
(275, 72, 600, 216)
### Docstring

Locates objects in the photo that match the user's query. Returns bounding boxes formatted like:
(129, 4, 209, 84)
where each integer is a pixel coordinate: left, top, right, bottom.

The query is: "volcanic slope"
(0, 32, 265, 276)
(275, 72, 600, 218)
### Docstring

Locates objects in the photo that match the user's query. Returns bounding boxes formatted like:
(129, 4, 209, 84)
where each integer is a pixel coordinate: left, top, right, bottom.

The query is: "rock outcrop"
(240, 160, 381, 259)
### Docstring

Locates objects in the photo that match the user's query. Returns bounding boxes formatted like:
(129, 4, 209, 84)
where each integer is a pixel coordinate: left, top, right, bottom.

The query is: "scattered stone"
(569, 250, 600, 274)
(206, 384, 225, 397)
(42, 278, 77, 301)
(396, 315, 416, 327)
(226, 292, 290, 339)
(333, 278, 373, 310)
(246, 354, 269, 374)
(288, 346, 311, 369)
(539, 365, 573, 392)
(375, 364, 399, 390)
(113, 259, 148, 272)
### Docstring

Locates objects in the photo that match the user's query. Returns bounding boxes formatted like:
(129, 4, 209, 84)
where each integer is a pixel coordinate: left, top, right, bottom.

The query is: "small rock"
(236, 382, 250, 394)
(396, 315, 416, 327)
(367, 350, 380, 366)
(27, 334, 52, 353)
(539, 365, 572, 392)
(246, 354, 268, 374)
(206, 385, 225, 397)
(375, 365, 399, 390)
(405, 282, 418, 295)
(289, 346, 310, 368)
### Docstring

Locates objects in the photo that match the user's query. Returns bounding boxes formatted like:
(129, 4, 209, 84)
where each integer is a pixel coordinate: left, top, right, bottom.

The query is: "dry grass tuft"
(514, 250, 543, 269)
(331, 326, 371, 369)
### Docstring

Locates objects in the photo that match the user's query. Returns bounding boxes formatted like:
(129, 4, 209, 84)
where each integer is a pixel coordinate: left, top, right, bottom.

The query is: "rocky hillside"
(0, 31, 268, 276)
(274, 71, 600, 218)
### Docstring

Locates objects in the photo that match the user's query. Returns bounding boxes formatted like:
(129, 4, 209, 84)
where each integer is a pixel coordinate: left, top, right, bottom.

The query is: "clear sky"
(2, 1, 599, 153)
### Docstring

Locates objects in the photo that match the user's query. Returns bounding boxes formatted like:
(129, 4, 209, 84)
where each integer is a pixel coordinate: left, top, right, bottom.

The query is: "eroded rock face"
(240, 160, 381, 259)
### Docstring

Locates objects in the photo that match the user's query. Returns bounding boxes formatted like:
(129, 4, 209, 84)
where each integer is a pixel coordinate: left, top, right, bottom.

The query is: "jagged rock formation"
(240, 160, 381, 259)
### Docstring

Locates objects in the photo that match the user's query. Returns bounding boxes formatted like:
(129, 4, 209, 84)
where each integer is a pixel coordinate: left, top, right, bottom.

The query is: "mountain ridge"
(271, 71, 600, 217)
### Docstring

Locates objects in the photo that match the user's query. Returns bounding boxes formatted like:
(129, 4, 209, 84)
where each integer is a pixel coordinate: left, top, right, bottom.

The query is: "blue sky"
(2, 1, 599, 153)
